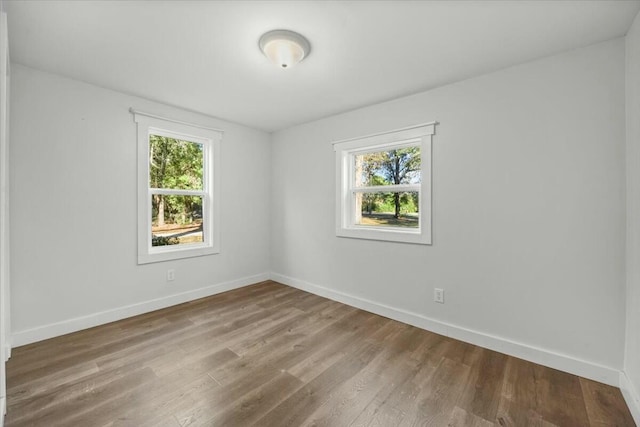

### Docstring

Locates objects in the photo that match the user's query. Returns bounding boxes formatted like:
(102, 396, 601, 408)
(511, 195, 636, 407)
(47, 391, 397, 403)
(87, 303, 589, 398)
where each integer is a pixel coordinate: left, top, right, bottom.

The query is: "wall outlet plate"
(167, 269, 175, 281)
(434, 288, 444, 303)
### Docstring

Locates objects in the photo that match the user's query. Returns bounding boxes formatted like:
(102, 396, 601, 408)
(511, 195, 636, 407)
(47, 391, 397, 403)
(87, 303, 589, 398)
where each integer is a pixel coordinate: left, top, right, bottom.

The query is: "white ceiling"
(5, 0, 640, 132)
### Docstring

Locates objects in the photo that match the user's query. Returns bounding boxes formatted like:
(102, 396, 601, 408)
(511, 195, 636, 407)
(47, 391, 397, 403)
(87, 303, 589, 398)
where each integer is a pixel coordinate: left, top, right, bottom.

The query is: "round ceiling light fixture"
(259, 29, 311, 69)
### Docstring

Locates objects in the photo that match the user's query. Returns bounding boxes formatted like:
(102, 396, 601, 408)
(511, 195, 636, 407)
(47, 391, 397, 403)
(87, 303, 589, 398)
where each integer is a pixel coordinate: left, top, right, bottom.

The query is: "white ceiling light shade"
(259, 29, 311, 69)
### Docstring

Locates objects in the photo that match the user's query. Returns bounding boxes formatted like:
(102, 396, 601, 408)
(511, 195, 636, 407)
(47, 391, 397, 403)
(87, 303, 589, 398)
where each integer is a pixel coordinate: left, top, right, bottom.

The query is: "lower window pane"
(151, 194, 204, 247)
(355, 191, 419, 228)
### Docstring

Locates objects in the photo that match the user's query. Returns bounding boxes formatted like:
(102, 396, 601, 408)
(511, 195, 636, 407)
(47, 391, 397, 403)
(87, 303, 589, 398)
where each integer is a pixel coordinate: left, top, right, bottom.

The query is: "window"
(334, 122, 436, 245)
(133, 110, 222, 264)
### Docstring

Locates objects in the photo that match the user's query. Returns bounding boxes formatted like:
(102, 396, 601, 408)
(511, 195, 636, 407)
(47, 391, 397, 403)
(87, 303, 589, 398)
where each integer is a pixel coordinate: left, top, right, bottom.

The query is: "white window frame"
(133, 109, 222, 264)
(333, 122, 436, 245)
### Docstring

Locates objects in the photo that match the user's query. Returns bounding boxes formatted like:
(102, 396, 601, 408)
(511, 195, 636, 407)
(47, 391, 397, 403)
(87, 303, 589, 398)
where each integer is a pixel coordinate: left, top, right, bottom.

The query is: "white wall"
(624, 9, 640, 422)
(6, 20, 632, 402)
(0, 4, 9, 424)
(9, 64, 271, 344)
(271, 39, 627, 384)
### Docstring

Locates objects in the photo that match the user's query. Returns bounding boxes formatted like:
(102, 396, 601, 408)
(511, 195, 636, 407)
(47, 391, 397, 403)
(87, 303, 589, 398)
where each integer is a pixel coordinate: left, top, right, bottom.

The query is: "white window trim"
(333, 122, 437, 245)
(133, 109, 222, 264)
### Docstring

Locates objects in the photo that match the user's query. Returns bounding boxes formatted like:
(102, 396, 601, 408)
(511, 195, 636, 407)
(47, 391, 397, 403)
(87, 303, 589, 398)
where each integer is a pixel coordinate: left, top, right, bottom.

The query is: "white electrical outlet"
(167, 269, 175, 281)
(434, 288, 444, 303)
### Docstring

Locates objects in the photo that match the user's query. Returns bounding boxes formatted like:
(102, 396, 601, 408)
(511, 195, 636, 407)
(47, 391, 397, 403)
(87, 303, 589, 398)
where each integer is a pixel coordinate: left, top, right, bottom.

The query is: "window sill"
(138, 245, 220, 265)
(336, 227, 431, 245)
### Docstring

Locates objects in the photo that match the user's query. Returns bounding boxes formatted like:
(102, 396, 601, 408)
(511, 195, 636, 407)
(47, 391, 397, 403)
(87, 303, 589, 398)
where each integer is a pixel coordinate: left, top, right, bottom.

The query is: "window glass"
(353, 147, 421, 187)
(151, 194, 204, 247)
(149, 135, 204, 190)
(354, 191, 419, 228)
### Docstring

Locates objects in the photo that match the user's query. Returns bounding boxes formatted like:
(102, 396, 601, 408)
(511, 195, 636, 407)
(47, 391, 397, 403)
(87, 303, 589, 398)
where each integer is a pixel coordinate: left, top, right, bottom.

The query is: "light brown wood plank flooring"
(5, 280, 636, 426)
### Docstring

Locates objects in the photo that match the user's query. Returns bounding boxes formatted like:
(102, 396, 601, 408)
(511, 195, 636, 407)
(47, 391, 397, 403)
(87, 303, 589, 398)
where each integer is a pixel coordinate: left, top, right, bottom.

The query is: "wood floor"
(5, 281, 635, 427)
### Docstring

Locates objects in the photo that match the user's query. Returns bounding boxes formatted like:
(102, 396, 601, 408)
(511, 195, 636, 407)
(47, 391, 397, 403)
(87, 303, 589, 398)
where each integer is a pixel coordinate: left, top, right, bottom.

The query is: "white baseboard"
(620, 371, 640, 425)
(270, 272, 620, 387)
(11, 272, 270, 347)
(9, 270, 626, 392)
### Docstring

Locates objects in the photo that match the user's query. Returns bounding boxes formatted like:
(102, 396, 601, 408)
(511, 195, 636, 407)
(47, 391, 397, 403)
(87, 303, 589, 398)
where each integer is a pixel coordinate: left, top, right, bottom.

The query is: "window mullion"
(351, 184, 420, 194)
(150, 188, 206, 196)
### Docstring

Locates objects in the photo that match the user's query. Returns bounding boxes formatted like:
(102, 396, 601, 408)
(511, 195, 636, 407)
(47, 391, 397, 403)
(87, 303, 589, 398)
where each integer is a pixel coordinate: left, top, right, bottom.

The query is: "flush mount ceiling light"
(259, 29, 311, 69)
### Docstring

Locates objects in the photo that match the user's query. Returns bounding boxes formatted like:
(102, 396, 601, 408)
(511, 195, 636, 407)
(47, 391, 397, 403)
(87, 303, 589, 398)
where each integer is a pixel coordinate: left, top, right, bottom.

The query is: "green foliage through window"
(355, 146, 421, 224)
(149, 135, 205, 245)
(151, 235, 180, 246)
(150, 135, 203, 190)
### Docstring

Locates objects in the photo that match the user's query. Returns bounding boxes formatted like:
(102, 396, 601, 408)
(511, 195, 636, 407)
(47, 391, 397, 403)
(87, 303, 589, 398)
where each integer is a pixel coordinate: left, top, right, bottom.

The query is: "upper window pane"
(149, 134, 204, 190)
(354, 146, 421, 187)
